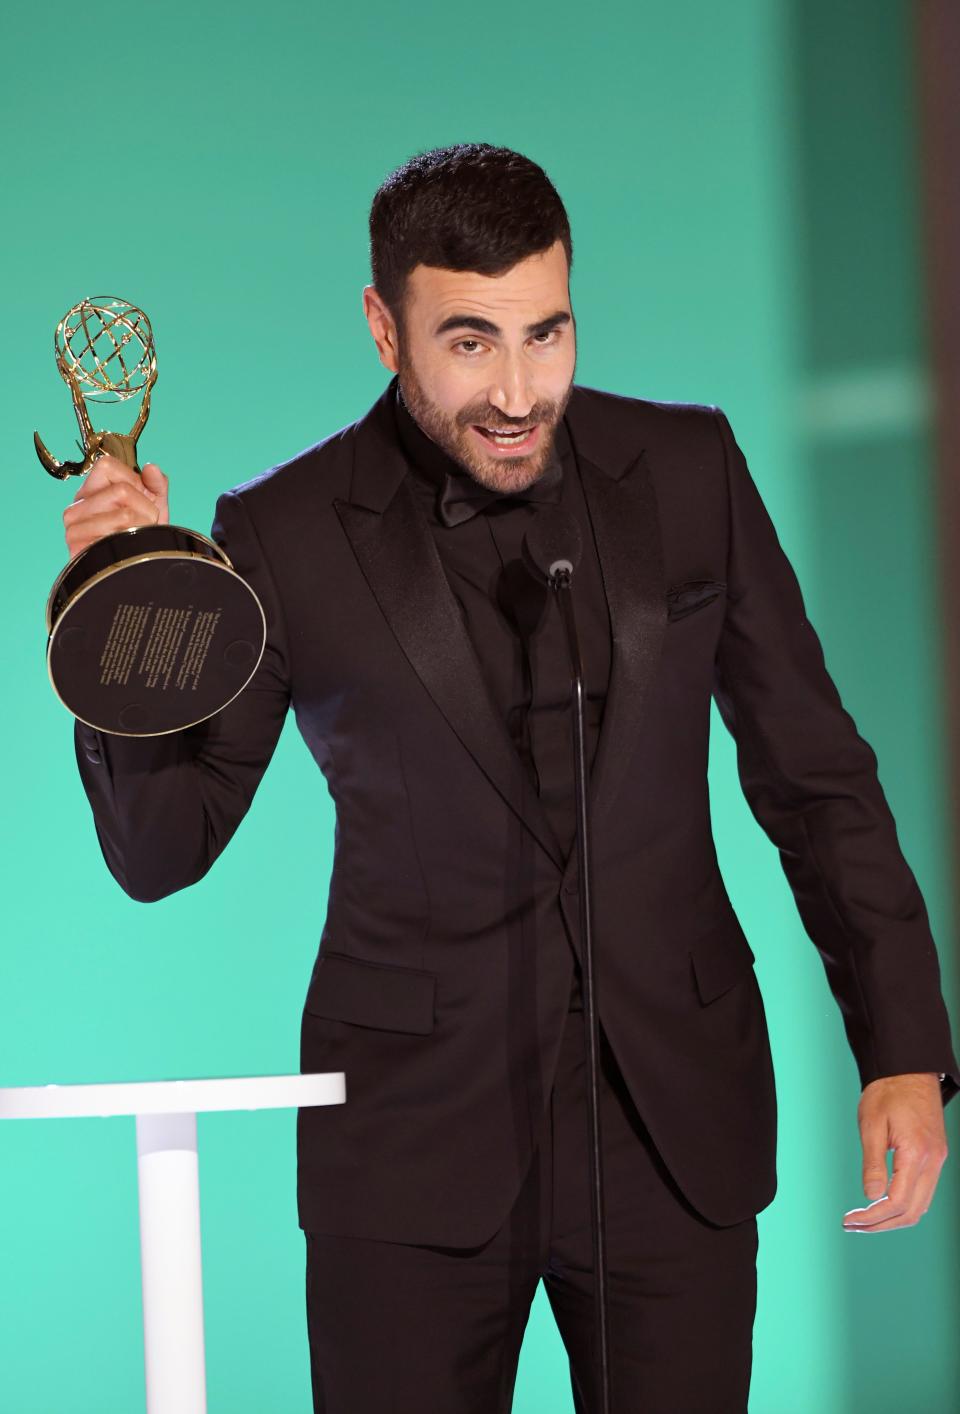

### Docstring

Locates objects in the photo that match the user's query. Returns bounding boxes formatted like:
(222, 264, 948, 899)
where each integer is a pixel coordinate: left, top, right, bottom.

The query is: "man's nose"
(486, 355, 535, 420)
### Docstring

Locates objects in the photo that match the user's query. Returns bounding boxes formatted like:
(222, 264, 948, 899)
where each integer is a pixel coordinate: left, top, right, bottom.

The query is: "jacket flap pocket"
(689, 926, 756, 1005)
(666, 579, 726, 622)
(304, 951, 437, 1034)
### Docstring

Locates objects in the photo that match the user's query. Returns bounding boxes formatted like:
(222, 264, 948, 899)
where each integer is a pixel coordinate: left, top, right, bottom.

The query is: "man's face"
(365, 239, 576, 494)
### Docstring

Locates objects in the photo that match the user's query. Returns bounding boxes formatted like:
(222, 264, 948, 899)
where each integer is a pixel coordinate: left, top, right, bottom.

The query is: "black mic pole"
(523, 511, 612, 1414)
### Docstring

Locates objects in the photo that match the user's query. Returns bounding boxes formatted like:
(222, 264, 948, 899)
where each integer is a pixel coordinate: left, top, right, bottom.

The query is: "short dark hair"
(369, 143, 573, 332)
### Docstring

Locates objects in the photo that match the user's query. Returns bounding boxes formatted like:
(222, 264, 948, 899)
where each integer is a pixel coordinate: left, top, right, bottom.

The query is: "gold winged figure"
(34, 295, 157, 479)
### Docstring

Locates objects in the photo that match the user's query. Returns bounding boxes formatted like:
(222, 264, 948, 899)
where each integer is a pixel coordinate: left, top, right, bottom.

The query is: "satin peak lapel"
(334, 469, 566, 872)
(576, 449, 667, 832)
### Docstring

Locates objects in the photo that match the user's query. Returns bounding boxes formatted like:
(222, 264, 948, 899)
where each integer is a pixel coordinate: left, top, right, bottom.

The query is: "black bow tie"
(438, 455, 564, 528)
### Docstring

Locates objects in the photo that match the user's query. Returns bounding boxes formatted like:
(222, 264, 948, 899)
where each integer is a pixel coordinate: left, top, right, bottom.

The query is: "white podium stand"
(0, 1072, 345, 1413)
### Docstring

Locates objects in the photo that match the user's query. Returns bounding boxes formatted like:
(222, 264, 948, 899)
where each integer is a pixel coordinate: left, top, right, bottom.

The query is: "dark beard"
(396, 351, 572, 495)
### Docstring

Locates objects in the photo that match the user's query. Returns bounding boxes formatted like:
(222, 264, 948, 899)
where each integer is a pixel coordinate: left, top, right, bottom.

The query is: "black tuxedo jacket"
(76, 376, 960, 1245)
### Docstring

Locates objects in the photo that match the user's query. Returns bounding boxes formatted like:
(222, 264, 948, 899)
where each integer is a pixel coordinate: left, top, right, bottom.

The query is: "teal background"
(2, 1, 957, 1410)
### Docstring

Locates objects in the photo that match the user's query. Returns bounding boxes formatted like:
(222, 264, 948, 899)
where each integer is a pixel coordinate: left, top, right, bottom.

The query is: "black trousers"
(304, 1000, 759, 1413)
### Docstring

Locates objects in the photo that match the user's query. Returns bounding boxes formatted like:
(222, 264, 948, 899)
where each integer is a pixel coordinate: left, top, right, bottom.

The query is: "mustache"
(462, 409, 554, 429)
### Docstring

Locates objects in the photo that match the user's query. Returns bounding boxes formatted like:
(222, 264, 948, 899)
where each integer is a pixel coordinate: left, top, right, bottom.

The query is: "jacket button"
(85, 750, 102, 765)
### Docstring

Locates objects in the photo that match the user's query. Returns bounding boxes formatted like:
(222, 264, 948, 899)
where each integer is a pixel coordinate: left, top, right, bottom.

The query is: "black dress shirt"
(392, 383, 613, 1010)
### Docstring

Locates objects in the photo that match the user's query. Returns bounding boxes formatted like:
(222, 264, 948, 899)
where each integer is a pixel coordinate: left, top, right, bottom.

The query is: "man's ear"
(362, 285, 400, 374)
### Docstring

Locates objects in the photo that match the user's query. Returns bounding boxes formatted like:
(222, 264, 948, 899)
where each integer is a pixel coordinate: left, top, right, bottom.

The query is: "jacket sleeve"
(73, 488, 291, 902)
(710, 406, 960, 1105)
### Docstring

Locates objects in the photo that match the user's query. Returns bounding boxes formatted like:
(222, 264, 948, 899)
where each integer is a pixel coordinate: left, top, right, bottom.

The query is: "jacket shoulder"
(219, 410, 361, 514)
(571, 381, 720, 431)
(567, 382, 723, 472)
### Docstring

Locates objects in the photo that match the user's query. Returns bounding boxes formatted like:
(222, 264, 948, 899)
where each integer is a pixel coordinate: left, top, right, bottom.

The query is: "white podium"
(0, 1072, 345, 1413)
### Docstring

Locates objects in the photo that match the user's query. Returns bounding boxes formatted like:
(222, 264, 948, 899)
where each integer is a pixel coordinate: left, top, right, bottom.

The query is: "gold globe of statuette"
(57, 295, 155, 397)
(36, 295, 266, 736)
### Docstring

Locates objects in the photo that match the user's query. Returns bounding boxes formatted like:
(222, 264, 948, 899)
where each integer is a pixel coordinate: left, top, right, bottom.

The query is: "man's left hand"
(843, 1073, 949, 1233)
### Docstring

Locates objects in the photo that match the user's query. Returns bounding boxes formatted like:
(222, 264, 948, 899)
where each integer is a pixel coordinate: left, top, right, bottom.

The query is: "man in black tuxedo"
(66, 143, 958, 1412)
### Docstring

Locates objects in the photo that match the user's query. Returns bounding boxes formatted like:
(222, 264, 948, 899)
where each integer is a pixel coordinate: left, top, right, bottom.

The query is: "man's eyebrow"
(433, 310, 572, 339)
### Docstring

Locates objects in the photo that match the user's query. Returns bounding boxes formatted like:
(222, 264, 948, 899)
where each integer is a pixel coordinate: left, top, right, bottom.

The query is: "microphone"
(522, 506, 583, 586)
(522, 503, 612, 1413)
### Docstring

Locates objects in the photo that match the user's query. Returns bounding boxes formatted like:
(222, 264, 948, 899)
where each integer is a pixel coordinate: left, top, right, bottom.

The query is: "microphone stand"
(550, 562, 612, 1414)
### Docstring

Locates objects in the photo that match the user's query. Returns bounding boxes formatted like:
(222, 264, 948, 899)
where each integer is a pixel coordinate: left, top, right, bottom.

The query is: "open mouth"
(471, 424, 541, 455)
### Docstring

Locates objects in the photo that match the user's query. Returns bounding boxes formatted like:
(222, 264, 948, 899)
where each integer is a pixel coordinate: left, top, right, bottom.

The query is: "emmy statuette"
(36, 296, 266, 736)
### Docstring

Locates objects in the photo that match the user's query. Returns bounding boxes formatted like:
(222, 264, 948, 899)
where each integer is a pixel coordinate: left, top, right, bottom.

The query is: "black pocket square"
(666, 579, 726, 622)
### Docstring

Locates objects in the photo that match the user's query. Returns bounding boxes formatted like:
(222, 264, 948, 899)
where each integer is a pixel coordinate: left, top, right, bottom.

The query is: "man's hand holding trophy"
(63, 455, 169, 561)
(36, 295, 265, 736)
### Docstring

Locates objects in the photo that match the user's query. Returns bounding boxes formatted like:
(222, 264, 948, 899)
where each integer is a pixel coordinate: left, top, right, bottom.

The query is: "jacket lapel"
(334, 382, 566, 870)
(575, 448, 667, 835)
